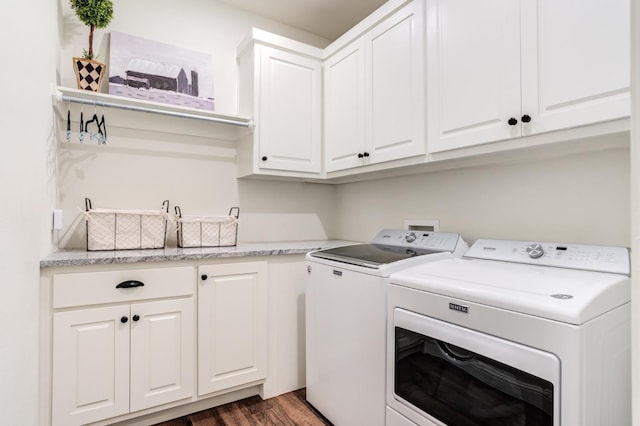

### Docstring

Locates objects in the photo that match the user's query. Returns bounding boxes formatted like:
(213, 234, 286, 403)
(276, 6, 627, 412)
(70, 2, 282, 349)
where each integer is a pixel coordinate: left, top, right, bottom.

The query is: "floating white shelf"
(53, 86, 253, 129)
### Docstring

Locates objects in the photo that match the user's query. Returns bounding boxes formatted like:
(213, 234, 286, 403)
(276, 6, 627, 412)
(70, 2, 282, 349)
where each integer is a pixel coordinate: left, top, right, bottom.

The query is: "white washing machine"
(305, 229, 468, 426)
(386, 239, 631, 426)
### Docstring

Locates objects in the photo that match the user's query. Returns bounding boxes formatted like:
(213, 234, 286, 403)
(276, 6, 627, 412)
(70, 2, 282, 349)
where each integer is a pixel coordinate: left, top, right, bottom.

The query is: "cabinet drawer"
(53, 267, 194, 308)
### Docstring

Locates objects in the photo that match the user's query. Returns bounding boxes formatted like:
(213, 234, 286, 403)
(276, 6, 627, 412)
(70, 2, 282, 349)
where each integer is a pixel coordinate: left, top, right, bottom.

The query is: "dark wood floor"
(154, 389, 332, 426)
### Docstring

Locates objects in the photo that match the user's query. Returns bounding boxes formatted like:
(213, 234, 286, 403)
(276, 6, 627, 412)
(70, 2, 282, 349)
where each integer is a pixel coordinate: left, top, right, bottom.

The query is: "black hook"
(99, 113, 107, 144)
(85, 111, 104, 143)
(66, 109, 71, 142)
(84, 112, 100, 133)
(79, 105, 85, 142)
(84, 103, 107, 144)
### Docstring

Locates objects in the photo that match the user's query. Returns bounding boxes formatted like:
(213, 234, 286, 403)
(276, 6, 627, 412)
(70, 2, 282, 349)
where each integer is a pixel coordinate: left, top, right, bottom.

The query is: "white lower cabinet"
(197, 261, 268, 395)
(50, 267, 194, 426)
(44, 256, 308, 425)
(129, 298, 194, 411)
(52, 305, 130, 425)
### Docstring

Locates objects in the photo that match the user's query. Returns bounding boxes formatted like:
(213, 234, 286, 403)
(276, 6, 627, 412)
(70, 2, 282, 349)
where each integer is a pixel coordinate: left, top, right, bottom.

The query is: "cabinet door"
(198, 262, 268, 395)
(52, 305, 130, 426)
(324, 42, 366, 172)
(366, 0, 426, 162)
(258, 46, 322, 173)
(426, 0, 522, 153)
(130, 298, 194, 412)
(521, 0, 630, 135)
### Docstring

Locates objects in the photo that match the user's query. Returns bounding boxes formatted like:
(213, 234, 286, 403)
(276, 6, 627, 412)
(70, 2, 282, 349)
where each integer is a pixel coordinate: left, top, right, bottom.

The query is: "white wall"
(55, 0, 633, 249)
(0, 0, 57, 424)
(629, 0, 639, 423)
(335, 147, 630, 247)
(57, 0, 336, 249)
(61, 0, 330, 115)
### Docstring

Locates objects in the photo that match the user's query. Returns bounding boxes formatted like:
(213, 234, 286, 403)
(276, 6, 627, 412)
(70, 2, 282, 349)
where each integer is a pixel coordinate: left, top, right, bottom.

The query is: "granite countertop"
(40, 240, 356, 268)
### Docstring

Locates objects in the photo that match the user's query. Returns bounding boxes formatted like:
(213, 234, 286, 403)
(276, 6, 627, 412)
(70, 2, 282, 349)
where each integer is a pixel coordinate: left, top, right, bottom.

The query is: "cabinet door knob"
(120, 316, 128, 324)
(261, 156, 268, 161)
(363, 152, 370, 157)
(508, 117, 518, 126)
(521, 114, 532, 123)
(201, 274, 208, 281)
(357, 153, 364, 158)
(132, 314, 140, 322)
(116, 280, 144, 289)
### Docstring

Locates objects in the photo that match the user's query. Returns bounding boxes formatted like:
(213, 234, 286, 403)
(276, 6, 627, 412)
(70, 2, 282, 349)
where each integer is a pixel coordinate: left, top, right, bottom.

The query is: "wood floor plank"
(154, 389, 332, 426)
(275, 391, 327, 425)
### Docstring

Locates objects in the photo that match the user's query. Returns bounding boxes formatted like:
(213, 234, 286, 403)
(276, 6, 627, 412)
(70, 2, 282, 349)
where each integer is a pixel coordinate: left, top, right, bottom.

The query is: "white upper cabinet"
(427, 0, 630, 153)
(324, 0, 426, 173)
(237, 30, 323, 178)
(324, 43, 366, 172)
(426, 0, 521, 150)
(523, 0, 630, 134)
(257, 46, 322, 173)
(236, 0, 629, 179)
(367, 3, 426, 163)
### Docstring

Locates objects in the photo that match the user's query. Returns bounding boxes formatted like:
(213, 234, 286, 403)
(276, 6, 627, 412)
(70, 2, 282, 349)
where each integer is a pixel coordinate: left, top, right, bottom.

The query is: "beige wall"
(57, 0, 336, 249)
(57, 0, 631, 252)
(54, 118, 337, 248)
(629, 0, 639, 422)
(0, 0, 58, 424)
(335, 146, 630, 247)
(60, 0, 330, 116)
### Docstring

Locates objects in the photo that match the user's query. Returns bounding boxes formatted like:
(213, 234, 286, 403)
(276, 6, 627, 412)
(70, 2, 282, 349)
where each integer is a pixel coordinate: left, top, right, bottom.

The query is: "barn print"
(108, 31, 215, 111)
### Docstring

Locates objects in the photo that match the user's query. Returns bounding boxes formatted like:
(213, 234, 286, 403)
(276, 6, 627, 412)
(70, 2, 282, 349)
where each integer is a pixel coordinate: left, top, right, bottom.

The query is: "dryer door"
(391, 308, 560, 426)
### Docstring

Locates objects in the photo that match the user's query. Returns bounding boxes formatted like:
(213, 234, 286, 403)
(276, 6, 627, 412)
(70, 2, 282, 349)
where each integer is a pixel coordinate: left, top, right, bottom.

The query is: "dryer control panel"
(464, 239, 630, 275)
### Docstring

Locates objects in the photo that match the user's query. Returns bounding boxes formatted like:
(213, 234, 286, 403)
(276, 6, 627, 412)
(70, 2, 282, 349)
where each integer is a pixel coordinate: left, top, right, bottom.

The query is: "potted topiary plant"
(70, 0, 114, 91)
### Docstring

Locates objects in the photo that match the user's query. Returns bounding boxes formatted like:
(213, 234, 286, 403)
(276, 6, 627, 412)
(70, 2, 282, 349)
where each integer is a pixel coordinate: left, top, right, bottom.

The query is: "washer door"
(392, 308, 560, 426)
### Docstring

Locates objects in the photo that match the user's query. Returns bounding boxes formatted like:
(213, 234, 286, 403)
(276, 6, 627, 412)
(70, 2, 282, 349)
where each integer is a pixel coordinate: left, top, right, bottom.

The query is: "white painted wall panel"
(0, 0, 57, 425)
(57, 0, 336, 249)
(629, 0, 639, 421)
(335, 148, 630, 247)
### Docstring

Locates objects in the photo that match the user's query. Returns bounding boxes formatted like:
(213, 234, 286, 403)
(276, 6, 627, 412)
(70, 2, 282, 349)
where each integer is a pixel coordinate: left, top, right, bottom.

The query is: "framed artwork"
(108, 31, 215, 111)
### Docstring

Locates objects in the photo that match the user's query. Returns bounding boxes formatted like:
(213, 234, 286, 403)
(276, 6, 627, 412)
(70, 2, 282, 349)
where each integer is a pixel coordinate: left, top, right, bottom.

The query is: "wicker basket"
(84, 198, 170, 251)
(175, 206, 239, 248)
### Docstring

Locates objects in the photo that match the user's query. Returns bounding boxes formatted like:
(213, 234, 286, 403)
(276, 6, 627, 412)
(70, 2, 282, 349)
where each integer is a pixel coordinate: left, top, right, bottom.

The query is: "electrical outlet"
(53, 209, 63, 231)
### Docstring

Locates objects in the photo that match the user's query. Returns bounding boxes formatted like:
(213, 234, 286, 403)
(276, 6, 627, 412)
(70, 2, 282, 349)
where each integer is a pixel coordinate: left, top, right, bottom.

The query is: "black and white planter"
(73, 57, 106, 92)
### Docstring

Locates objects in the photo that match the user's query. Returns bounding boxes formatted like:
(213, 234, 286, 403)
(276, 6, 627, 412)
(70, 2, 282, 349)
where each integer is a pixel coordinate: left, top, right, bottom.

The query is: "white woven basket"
(175, 206, 239, 248)
(84, 198, 170, 251)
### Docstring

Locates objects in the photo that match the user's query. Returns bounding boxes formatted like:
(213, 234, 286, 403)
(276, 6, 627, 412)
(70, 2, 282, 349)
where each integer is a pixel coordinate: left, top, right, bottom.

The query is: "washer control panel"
(465, 239, 630, 275)
(372, 229, 461, 252)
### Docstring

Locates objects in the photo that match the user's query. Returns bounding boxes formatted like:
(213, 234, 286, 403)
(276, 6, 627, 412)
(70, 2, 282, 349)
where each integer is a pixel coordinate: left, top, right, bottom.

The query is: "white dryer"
(386, 239, 631, 426)
(305, 229, 468, 426)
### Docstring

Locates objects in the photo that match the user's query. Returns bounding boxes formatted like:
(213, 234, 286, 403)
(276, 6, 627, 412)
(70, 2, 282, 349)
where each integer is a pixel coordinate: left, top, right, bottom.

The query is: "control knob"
(526, 243, 545, 259)
(405, 232, 417, 243)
